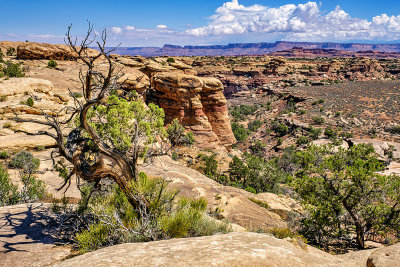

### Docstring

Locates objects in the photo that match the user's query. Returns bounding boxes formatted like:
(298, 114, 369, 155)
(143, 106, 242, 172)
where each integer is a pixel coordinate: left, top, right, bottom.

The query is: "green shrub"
(202, 153, 218, 179)
(3, 122, 12, 129)
(324, 126, 337, 140)
(272, 122, 289, 136)
(307, 126, 322, 140)
(171, 151, 178, 161)
(248, 120, 263, 132)
(249, 140, 266, 157)
(311, 116, 324, 125)
(166, 58, 175, 63)
(0, 151, 10, 159)
(167, 119, 195, 147)
(0, 49, 4, 63)
(26, 97, 34, 107)
(228, 155, 284, 194)
(19, 174, 46, 203)
(230, 104, 259, 121)
(268, 227, 307, 243)
(296, 135, 309, 146)
(0, 164, 19, 206)
(72, 92, 83, 98)
(0, 95, 7, 102)
(231, 122, 249, 142)
(3, 62, 24, 77)
(75, 172, 231, 254)
(47, 59, 58, 68)
(35, 145, 45, 151)
(8, 150, 40, 173)
(291, 144, 400, 249)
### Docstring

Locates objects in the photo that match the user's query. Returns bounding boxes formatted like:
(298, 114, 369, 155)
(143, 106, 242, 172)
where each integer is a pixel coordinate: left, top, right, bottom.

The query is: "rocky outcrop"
(52, 232, 370, 267)
(118, 69, 150, 95)
(152, 72, 235, 150)
(200, 77, 236, 148)
(366, 242, 400, 267)
(16, 42, 98, 60)
(0, 78, 53, 96)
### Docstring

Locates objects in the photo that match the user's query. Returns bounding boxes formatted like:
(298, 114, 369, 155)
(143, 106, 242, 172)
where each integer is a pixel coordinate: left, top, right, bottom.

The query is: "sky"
(1, 0, 400, 46)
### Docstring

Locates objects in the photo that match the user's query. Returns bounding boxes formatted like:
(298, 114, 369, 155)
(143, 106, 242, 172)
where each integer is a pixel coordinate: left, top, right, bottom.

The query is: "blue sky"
(1, 0, 400, 46)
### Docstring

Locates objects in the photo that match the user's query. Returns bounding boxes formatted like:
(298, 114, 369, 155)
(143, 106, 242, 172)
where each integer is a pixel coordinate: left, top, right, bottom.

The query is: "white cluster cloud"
(186, 0, 400, 41)
(156, 25, 167, 29)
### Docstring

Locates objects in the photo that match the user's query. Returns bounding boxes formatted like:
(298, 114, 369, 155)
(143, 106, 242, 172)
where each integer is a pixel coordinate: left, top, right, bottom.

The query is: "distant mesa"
(108, 41, 400, 58)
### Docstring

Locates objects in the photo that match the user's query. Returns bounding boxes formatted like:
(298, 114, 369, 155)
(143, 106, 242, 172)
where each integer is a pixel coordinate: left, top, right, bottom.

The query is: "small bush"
(3, 122, 12, 129)
(311, 116, 324, 125)
(8, 151, 40, 173)
(272, 122, 289, 136)
(3, 62, 24, 77)
(231, 122, 249, 142)
(307, 127, 322, 140)
(166, 58, 175, 63)
(296, 135, 309, 146)
(72, 92, 83, 98)
(26, 97, 34, 107)
(47, 59, 58, 68)
(35, 145, 45, 151)
(171, 151, 178, 161)
(0, 164, 19, 206)
(0, 95, 7, 102)
(167, 119, 195, 147)
(248, 120, 263, 132)
(0, 151, 10, 159)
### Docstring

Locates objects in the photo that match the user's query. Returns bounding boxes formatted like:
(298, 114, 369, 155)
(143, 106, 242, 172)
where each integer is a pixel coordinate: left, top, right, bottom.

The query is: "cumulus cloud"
(186, 0, 400, 41)
(156, 25, 167, 29)
(125, 26, 136, 31)
(110, 27, 123, 34)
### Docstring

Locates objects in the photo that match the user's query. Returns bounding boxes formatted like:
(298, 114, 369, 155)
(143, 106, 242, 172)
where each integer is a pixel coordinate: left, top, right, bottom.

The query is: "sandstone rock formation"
(152, 72, 235, 149)
(118, 69, 150, 95)
(52, 232, 371, 267)
(16, 42, 98, 60)
(0, 78, 53, 96)
(366, 242, 400, 267)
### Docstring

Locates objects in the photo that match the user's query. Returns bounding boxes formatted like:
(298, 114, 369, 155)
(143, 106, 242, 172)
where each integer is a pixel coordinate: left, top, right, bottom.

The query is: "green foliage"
(0, 48, 4, 63)
(19, 174, 46, 203)
(272, 122, 289, 136)
(0, 164, 19, 206)
(166, 57, 175, 63)
(268, 227, 307, 243)
(311, 116, 324, 125)
(171, 151, 178, 161)
(249, 140, 266, 157)
(26, 97, 34, 107)
(3, 61, 24, 77)
(167, 118, 195, 147)
(72, 92, 83, 98)
(307, 126, 322, 140)
(248, 120, 263, 132)
(0, 151, 10, 159)
(0, 95, 7, 102)
(8, 151, 40, 173)
(47, 59, 58, 68)
(231, 122, 249, 142)
(88, 94, 166, 155)
(230, 104, 259, 121)
(291, 144, 400, 249)
(296, 135, 309, 146)
(202, 153, 218, 179)
(76, 172, 231, 254)
(228, 155, 284, 194)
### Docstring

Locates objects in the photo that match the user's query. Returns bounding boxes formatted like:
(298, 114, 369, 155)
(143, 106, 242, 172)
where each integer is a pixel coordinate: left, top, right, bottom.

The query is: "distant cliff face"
(110, 41, 400, 57)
